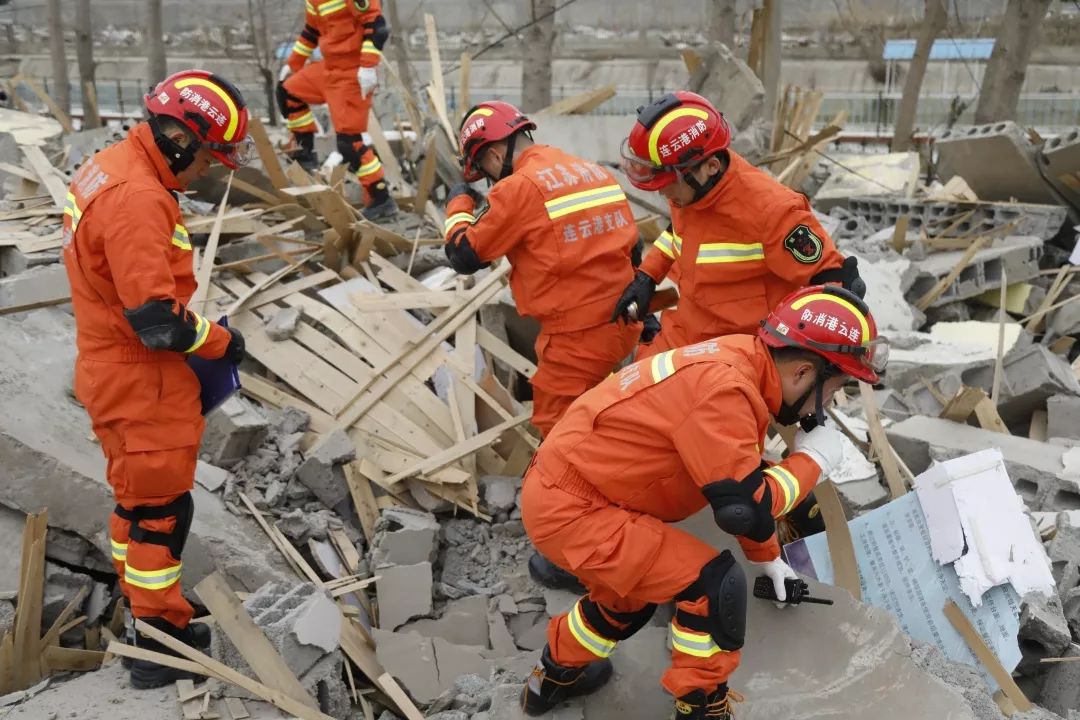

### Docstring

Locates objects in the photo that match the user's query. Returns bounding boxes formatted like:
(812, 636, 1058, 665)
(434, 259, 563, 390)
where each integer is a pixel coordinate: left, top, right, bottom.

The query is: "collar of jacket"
(747, 335, 784, 418)
(128, 122, 184, 192)
(685, 148, 744, 211)
(509, 143, 545, 174)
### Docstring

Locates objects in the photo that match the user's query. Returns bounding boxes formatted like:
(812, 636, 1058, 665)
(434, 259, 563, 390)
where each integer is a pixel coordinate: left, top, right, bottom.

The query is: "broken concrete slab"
(487, 603, 519, 658)
(371, 507, 439, 568)
(1039, 643, 1080, 716)
(963, 344, 1080, 427)
(936, 121, 1062, 205)
(0, 263, 69, 314)
(813, 152, 920, 212)
(42, 562, 92, 632)
(399, 594, 489, 648)
(853, 253, 923, 332)
(264, 305, 302, 341)
(846, 196, 1068, 241)
(906, 236, 1043, 307)
(296, 428, 355, 509)
(373, 628, 491, 706)
(480, 475, 520, 514)
(0, 247, 60, 280)
(1017, 594, 1072, 674)
(194, 459, 230, 492)
(1039, 127, 1080, 213)
(375, 561, 433, 630)
(883, 331, 998, 391)
(200, 395, 269, 467)
(886, 415, 1068, 509)
(1048, 395, 1080, 442)
(689, 41, 765, 131)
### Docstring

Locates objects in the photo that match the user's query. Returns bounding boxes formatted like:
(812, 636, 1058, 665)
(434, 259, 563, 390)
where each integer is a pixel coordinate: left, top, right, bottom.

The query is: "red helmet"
(458, 101, 537, 182)
(620, 91, 731, 191)
(759, 285, 887, 384)
(144, 69, 253, 169)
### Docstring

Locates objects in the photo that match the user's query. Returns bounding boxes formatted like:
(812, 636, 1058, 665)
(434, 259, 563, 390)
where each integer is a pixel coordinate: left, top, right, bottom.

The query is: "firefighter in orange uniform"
(279, 0, 397, 219)
(519, 286, 888, 719)
(613, 91, 865, 358)
(63, 70, 250, 689)
(444, 101, 642, 438)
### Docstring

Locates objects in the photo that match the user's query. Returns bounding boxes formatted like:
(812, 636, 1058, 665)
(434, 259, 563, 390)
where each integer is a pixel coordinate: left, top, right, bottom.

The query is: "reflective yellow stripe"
(305, 1, 315, 13)
(355, 157, 382, 178)
(790, 293, 871, 347)
(110, 539, 128, 562)
(696, 242, 764, 264)
(764, 465, 800, 516)
(185, 312, 210, 353)
(670, 622, 725, 658)
(654, 231, 676, 259)
(124, 562, 182, 591)
(286, 111, 315, 129)
(544, 184, 626, 220)
(444, 212, 475, 235)
(293, 41, 314, 57)
(171, 224, 191, 251)
(567, 601, 616, 658)
(648, 108, 710, 165)
(65, 191, 83, 231)
(319, 0, 348, 15)
(649, 350, 676, 384)
(174, 78, 239, 142)
(362, 40, 382, 58)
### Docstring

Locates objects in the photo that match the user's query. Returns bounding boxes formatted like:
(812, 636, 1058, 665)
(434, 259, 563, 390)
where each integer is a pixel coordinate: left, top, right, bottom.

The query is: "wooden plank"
(344, 462, 379, 544)
(423, 13, 457, 149)
(177, 678, 204, 719)
(329, 527, 362, 574)
(366, 116, 405, 191)
(914, 235, 990, 311)
(191, 173, 234, 310)
(239, 372, 334, 434)
(223, 250, 321, 317)
(458, 52, 471, 122)
(413, 133, 439, 219)
(38, 585, 88, 652)
(814, 480, 861, 601)
(194, 572, 317, 709)
(241, 268, 337, 311)
(1029, 409, 1048, 441)
(248, 117, 290, 191)
(41, 645, 103, 673)
(349, 289, 460, 312)
(13, 512, 47, 690)
(943, 601, 1033, 712)
(109, 641, 223, 680)
(21, 146, 67, 209)
(236, 492, 319, 584)
(17, 75, 74, 132)
(225, 697, 250, 719)
(859, 382, 906, 499)
(536, 86, 616, 116)
(681, 48, 702, 76)
(890, 215, 910, 253)
(476, 325, 537, 378)
(973, 397, 1010, 435)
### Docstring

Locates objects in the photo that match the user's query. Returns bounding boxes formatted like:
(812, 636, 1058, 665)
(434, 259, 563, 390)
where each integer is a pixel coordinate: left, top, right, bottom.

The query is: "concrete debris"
(813, 151, 920, 211)
(372, 507, 440, 568)
(480, 475, 520, 515)
(376, 561, 434, 630)
(264, 305, 302, 341)
(846, 196, 1068, 241)
(963, 345, 1080, 427)
(373, 628, 491, 706)
(439, 518, 536, 599)
(194, 459, 230, 492)
(200, 396, 269, 467)
(0, 263, 68, 314)
(689, 41, 765, 132)
(1018, 594, 1073, 674)
(854, 252, 923, 332)
(1039, 643, 1080, 717)
(400, 595, 490, 648)
(1048, 395, 1080, 442)
(296, 428, 355, 510)
(906, 236, 1043, 307)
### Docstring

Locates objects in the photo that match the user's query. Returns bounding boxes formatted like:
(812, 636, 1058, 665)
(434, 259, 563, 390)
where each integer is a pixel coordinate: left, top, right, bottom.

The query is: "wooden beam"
(344, 461, 379, 544)
(223, 250, 321, 317)
(248, 117, 290, 191)
(536, 86, 616, 116)
(814, 480, 861, 601)
(16, 75, 74, 133)
(21, 146, 67, 209)
(413, 133, 439, 219)
(366, 116, 405, 191)
(194, 572, 317, 709)
(423, 13, 457, 149)
(943, 601, 1033, 712)
(859, 382, 906, 499)
(458, 52, 471, 123)
(191, 173, 234, 310)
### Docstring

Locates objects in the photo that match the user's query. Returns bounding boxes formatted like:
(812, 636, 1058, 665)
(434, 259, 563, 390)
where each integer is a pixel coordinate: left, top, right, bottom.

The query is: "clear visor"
(861, 336, 889, 374)
(619, 137, 669, 185)
(208, 135, 255, 168)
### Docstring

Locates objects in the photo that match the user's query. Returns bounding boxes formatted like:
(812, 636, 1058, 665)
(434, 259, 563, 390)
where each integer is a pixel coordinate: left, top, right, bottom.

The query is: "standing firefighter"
(613, 91, 865, 358)
(279, 0, 396, 219)
(520, 286, 887, 719)
(63, 70, 249, 689)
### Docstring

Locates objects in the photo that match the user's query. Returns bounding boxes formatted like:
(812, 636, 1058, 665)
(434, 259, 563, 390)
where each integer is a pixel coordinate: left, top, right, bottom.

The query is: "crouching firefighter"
(519, 285, 887, 718)
(63, 70, 250, 689)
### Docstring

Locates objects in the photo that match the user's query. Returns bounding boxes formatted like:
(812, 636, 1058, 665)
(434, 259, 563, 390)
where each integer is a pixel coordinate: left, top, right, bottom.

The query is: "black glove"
(224, 327, 246, 365)
(448, 182, 482, 204)
(641, 313, 661, 343)
(610, 270, 657, 324)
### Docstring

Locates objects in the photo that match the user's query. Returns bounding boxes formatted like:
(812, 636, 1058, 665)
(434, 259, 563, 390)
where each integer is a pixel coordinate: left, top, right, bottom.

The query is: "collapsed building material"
(846, 196, 1068, 240)
(963, 345, 1080, 427)
(371, 507, 439, 568)
(372, 628, 492, 706)
(906, 236, 1043, 307)
(812, 152, 920, 211)
(1040, 128, 1080, 213)
(853, 252, 923, 331)
(200, 396, 270, 467)
(375, 562, 434, 630)
(935, 121, 1063, 206)
(0, 263, 69, 315)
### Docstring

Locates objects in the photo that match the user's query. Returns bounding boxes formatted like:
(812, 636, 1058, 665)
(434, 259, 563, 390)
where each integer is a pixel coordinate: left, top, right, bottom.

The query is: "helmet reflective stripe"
(648, 107, 709, 165)
(175, 77, 239, 141)
(465, 107, 495, 123)
(789, 292, 870, 347)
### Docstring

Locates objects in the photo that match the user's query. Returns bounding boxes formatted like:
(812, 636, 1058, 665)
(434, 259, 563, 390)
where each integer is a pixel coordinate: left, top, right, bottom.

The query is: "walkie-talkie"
(753, 576, 834, 606)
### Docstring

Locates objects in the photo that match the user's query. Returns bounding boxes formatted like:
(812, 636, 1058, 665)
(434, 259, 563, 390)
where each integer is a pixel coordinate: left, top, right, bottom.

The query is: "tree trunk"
(705, 0, 736, 49)
(973, 0, 1051, 124)
(75, 0, 100, 128)
(521, 0, 557, 112)
(383, 0, 418, 98)
(760, 0, 781, 120)
(146, 0, 167, 85)
(891, 0, 947, 151)
(46, 0, 70, 116)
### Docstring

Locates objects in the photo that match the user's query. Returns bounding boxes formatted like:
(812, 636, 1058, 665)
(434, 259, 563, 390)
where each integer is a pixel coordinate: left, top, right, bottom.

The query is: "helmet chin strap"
(482, 130, 529, 183)
(775, 362, 837, 429)
(679, 151, 727, 204)
(148, 114, 200, 175)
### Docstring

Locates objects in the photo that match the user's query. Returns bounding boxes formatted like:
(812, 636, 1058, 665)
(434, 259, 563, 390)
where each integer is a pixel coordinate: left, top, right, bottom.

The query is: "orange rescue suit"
(63, 122, 230, 628)
(444, 144, 640, 436)
(520, 335, 821, 697)
(638, 150, 844, 357)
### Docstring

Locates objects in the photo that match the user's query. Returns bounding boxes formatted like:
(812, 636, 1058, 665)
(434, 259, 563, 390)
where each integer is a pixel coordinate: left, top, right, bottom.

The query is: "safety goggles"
(619, 138, 711, 187)
(207, 136, 255, 168)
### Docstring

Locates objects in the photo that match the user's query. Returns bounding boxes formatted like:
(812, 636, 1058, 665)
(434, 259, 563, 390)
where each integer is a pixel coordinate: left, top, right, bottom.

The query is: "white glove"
(750, 556, 798, 608)
(793, 423, 846, 480)
(279, 65, 293, 82)
(358, 66, 378, 98)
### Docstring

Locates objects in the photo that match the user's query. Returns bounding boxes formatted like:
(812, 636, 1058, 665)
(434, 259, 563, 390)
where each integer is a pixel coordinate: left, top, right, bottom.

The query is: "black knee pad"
(579, 598, 657, 642)
(336, 132, 367, 167)
(675, 551, 747, 651)
(276, 81, 307, 116)
(701, 469, 776, 544)
(115, 491, 194, 560)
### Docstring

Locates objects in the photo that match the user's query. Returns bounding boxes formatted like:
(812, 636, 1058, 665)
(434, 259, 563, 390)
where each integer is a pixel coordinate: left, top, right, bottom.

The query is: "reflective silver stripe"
(355, 157, 382, 178)
(670, 623, 724, 658)
(123, 563, 182, 590)
(649, 350, 676, 384)
(286, 112, 315, 129)
(696, 243, 765, 264)
(444, 212, 475, 236)
(544, 184, 626, 220)
(567, 601, 616, 658)
(654, 232, 675, 259)
(171, 224, 191, 250)
(319, 0, 347, 14)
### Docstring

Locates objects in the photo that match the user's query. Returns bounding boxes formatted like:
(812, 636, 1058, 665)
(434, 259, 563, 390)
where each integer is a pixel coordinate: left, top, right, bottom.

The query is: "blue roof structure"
(883, 37, 995, 61)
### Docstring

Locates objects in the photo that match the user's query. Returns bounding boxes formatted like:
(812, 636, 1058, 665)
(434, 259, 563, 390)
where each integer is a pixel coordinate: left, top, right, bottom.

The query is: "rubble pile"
(2, 43, 1080, 720)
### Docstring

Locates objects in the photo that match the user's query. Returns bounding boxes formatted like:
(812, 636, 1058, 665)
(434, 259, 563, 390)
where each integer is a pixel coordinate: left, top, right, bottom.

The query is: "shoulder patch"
(471, 200, 490, 224)
(783, 224, 823, 264)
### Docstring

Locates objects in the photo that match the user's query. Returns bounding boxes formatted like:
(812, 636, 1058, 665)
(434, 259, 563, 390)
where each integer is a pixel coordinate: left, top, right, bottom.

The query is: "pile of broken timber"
(0, 510, 106, 695)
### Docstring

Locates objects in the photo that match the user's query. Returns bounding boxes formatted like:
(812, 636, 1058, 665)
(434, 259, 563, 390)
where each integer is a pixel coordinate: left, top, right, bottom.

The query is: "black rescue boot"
(129, 617, 212, 690)
(520, 645, 613, 716)
(290, 131, 319, 172)
(673, 685, 744, 719)
(361, 180, 398, 221)
(528, 551, 586, 593)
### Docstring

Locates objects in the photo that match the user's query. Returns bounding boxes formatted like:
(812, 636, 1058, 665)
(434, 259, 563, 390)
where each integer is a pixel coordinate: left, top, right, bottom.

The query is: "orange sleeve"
(639, 223, 676, 283)
(445, 176, 541, 262)
(287, 3, 320, 72)
(759, 196, 844, 286)
(762, 452, 821, 518)
(103, 190, 229, 360)
(358, 1, 385, 67)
